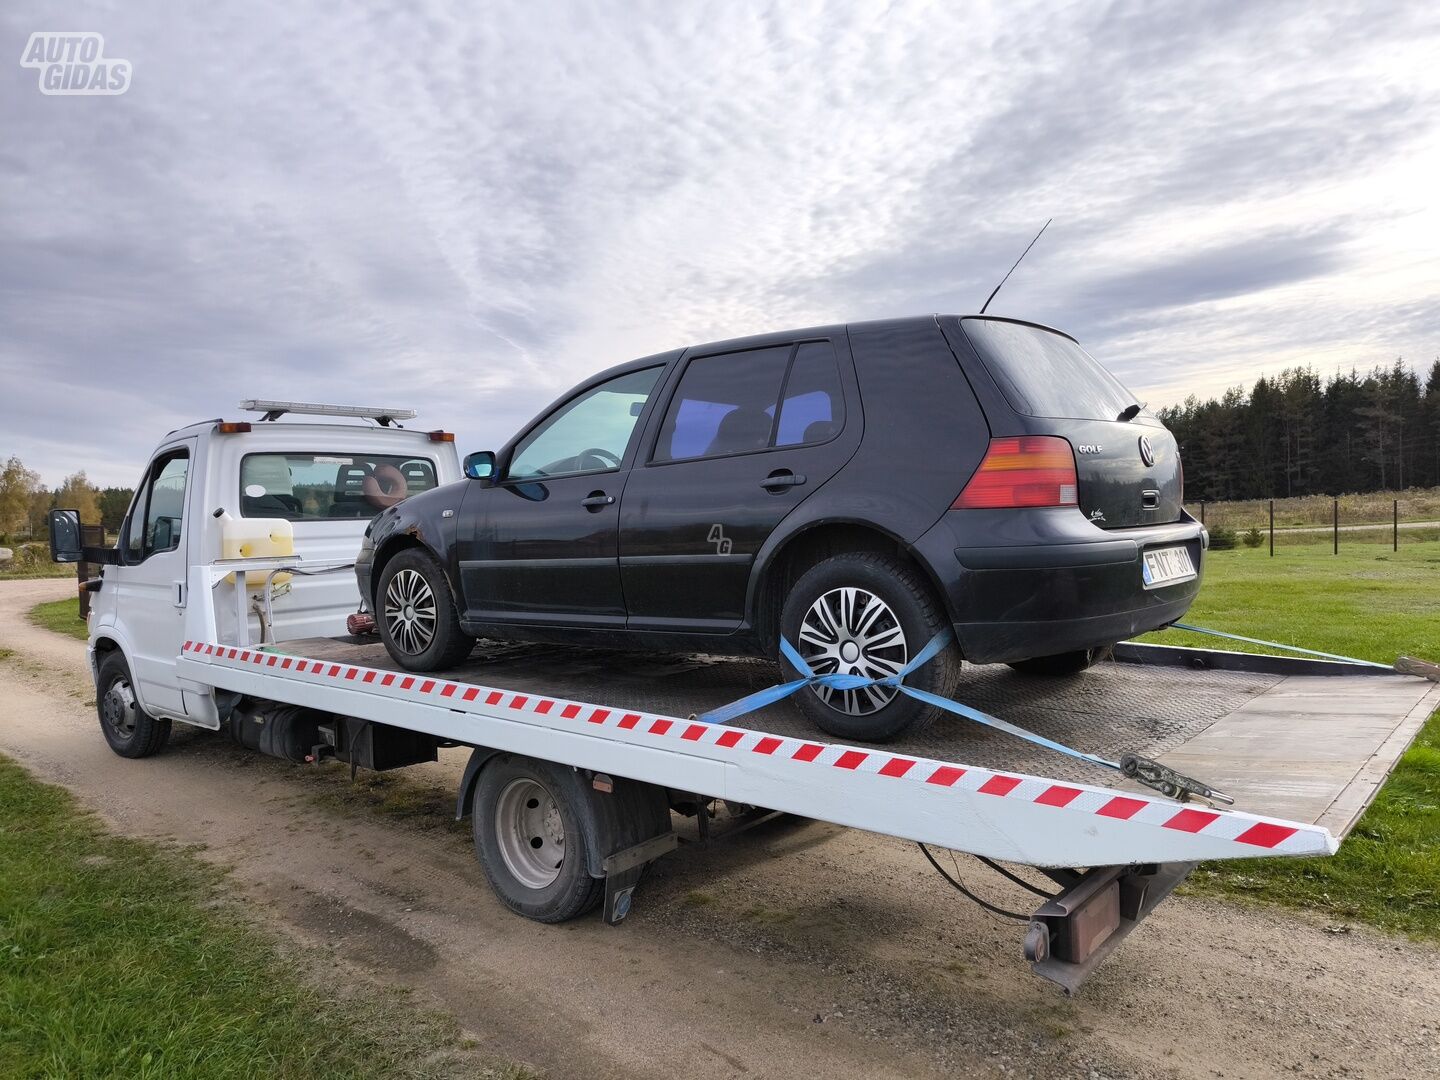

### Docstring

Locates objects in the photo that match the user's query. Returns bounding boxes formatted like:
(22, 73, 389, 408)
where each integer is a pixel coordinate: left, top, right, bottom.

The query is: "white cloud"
(1, 0, 1438, 486)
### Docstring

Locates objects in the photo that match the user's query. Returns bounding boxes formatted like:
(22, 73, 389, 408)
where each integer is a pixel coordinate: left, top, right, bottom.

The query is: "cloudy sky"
(3, 1, 1438, 488)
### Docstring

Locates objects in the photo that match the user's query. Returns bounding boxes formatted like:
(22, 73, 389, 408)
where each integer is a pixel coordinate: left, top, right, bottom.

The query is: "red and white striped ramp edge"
(181, 641, 1339, 867)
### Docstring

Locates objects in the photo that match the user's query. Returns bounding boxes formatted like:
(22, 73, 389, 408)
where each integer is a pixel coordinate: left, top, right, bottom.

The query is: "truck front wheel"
(96, 651, 171, 758)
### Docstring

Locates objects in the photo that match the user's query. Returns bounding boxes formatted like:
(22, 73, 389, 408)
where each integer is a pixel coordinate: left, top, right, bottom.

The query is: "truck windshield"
(960, 318, 1139, 422)
(240, 453, 439, 520)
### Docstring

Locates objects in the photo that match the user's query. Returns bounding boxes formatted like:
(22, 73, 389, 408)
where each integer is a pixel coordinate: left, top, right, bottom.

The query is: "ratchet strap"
(697, 629, 1231, 802)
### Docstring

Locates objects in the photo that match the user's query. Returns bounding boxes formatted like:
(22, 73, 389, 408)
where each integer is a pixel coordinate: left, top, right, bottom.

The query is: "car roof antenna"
(978, 218, 1052, 315)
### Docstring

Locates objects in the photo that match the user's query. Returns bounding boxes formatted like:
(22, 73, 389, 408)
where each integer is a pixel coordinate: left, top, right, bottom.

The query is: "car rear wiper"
(1117, 403, 1143, 421)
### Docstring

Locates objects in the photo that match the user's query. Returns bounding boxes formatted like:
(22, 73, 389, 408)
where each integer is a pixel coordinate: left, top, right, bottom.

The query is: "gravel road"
(2, 577, 1437, 1079)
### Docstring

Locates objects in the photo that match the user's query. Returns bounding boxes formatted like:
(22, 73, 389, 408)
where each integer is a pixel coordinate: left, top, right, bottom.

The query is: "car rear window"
(960, 318, 1138, 421)
(240, 452, 439, 520)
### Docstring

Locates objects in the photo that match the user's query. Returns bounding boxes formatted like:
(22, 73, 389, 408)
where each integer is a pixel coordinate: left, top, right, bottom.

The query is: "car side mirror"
(48, 508, 83, 563)
(464, 450, 496, 481)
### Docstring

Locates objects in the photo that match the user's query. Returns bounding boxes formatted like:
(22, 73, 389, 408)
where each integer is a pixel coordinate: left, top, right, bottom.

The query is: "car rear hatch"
(956, 317, 1183, 529)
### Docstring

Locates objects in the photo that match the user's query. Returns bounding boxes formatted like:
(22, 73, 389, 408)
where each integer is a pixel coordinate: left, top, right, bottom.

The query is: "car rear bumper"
(914, 508, 1206, 665)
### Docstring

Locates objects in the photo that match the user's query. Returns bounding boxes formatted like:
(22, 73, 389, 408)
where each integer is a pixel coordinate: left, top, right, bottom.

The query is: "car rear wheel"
(1007, 648, 1100, 676)
(780, 552, 961, 742)
(377, 547, 475, 671)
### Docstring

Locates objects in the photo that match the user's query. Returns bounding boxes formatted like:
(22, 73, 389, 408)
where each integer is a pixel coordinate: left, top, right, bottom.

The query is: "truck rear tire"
(376, 547, 475, 672)
(471, 756, 604, 923)
(96, 651, 171, 758)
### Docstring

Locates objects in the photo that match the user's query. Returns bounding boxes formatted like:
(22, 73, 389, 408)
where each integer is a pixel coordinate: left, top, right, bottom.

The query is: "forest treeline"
(1157, 358, 1440, 501)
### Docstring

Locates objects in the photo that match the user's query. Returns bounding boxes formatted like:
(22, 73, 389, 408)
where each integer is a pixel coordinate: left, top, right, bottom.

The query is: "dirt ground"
(2, 578, 1437, 1079)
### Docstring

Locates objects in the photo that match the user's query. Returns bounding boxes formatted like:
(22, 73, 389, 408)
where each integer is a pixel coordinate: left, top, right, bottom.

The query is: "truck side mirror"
(464, 451, 496, 481)
(48, 509, 83, 563)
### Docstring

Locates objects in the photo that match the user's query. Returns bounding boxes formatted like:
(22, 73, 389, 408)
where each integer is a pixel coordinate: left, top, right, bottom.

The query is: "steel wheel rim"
(797, 587, 909, 716)
(383, 568, 437, 655)
(494, 777, 565, 890)
(101, 677, 138, 739)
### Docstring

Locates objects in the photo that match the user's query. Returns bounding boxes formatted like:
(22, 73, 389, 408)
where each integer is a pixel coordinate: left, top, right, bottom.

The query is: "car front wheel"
(376, 547, 475, 671)
(780, 552, 961, 742)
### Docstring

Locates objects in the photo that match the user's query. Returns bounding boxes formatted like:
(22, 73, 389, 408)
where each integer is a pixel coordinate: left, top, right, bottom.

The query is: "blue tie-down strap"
(697, 628, 1123, 774)
(1166, 622, 1394, 670)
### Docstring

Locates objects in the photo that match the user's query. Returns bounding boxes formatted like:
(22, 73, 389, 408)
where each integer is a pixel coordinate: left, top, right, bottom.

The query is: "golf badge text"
(21, 32, 130, 95)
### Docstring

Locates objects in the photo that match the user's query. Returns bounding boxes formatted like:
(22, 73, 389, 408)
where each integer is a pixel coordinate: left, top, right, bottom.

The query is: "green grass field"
(1139, 539, 1440, 661)
(27, 596, 88, 641)
(0, 754, 519, 1079)
(1140, 541, 1440, 939)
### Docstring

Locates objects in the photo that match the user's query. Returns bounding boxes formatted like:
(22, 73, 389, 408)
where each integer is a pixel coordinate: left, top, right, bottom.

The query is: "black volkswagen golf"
(356, 315, 1205, 741)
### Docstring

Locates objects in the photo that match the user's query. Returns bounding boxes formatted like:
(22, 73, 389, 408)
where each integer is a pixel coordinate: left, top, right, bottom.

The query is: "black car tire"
(96, 650, 171, 758)
(472, 756, 604, 923)
(376, 547, 475, 672)
(1007, 648, 1099, 676)
(780, 552, 961, 742)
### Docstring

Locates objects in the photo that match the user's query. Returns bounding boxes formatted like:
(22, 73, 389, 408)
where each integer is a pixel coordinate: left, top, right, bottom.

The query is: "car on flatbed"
(357, 314, 1207, 741)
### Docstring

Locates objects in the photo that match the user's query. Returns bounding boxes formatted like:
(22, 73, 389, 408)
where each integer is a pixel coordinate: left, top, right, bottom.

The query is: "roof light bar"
(239, 399, 418, 423)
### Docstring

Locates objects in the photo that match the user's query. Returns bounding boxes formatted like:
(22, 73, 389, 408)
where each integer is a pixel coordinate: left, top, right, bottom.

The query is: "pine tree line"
(1157, 359, 1440, 501)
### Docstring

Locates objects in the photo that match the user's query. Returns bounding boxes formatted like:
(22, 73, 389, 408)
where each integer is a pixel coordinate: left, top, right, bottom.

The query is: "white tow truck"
(48, 401, 1440, 992)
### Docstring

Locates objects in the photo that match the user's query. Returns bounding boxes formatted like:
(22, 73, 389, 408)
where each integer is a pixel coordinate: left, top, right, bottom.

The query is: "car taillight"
(952, 436, 1078, 509)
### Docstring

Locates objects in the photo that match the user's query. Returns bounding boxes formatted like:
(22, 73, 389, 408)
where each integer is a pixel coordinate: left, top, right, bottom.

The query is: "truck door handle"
(580, 492, 615, 510)
(760, 471, 806, 491)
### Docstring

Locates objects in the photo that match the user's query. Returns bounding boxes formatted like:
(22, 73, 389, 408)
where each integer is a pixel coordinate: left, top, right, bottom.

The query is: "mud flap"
(602, 832, 678, 925)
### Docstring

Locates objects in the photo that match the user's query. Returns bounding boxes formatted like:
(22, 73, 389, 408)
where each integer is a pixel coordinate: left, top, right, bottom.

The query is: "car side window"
(654, 346, 791, 462)
(776, 341, 844, 447)
(123, 449, 189, 562)
(508, 367, 662, 480)
(653, 341, 844, 463)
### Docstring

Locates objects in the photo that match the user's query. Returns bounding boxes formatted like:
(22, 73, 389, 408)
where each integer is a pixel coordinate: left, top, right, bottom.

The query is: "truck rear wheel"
(96, 651, 171, 758)
(471, 756, 603, 923)
(376, 547, 475, 672)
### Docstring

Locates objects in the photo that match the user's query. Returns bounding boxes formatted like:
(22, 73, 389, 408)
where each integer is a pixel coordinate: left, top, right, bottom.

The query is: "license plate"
(1141, 545, 1196, 589)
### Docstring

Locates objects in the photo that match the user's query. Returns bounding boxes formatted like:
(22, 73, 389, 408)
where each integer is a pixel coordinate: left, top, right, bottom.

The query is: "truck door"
(113, 439, 196, 717)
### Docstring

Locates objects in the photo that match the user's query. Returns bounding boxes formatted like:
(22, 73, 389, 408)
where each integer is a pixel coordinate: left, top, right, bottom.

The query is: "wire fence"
(1189, 494, 1440, 554)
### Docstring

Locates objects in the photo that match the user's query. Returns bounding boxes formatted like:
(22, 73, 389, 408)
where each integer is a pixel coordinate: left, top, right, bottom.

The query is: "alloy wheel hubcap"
(384, 568, 437, 655)
(797, 587, 909, 716)
(494, 777, 565, 889)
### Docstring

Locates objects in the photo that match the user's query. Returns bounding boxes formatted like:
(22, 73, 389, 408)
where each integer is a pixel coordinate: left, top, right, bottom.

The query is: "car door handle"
(760, 471, 806, 490)
(580, 492, 615, 509)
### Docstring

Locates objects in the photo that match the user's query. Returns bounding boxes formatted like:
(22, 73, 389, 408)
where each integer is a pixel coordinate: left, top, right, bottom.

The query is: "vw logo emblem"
(1138, 435, 1156, 467)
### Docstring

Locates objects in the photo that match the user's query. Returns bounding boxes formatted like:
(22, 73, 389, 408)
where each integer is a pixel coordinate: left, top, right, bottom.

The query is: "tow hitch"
(1025, 863, 1195, 994)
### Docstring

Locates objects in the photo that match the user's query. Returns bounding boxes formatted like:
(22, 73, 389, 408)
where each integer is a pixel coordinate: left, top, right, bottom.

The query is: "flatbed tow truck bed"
(175, 577, 1440, 992)
(266, 636, 1440, 839)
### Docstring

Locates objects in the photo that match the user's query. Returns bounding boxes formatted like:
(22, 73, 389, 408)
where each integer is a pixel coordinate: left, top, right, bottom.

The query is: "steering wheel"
(576, 447, 621, 471)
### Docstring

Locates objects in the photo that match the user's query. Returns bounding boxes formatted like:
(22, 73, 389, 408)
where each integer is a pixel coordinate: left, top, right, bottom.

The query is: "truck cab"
(50, 400, 461, 731)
